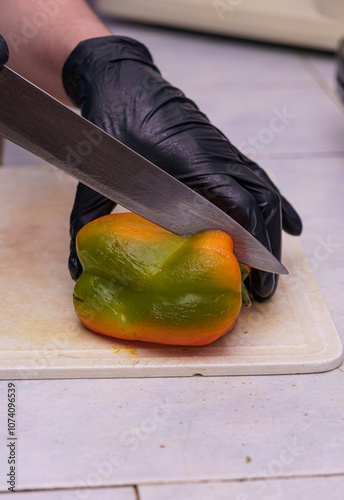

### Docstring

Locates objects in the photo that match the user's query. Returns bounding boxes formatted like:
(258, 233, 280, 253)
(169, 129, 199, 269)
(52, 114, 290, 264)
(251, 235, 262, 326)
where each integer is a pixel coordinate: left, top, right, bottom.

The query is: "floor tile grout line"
(0, 485, 138, 495)
(165, 81, 323, 92)
(3, 472, 344, 494)
(254, 151, 344, 161)
(136, 472, 344, 489)
(134, 484, 141, 500)
(179, 81, 320, 91)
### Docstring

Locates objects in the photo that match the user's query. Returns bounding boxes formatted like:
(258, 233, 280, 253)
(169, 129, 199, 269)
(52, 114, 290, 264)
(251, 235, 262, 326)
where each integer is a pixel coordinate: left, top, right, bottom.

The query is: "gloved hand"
(336, 39, 344, 104)
(0, 35, 9, 67)
(62, 36, 302, 301)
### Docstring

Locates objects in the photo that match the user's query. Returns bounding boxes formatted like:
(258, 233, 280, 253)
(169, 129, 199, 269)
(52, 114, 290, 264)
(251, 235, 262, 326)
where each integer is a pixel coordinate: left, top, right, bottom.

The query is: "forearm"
(0, 0, 111, 103)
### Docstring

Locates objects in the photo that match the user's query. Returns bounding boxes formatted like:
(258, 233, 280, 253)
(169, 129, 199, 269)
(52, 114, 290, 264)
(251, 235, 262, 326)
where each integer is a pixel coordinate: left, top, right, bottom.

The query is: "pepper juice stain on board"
(112, 345, 138, 356)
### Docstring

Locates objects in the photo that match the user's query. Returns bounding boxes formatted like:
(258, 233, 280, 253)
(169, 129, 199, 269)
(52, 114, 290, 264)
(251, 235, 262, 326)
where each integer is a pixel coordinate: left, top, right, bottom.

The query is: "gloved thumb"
(69, 183, 117, 281)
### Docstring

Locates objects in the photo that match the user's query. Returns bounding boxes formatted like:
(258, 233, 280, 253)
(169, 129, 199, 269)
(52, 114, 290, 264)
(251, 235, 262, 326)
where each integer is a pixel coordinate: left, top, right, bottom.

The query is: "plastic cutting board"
(0, 165, 342, 379)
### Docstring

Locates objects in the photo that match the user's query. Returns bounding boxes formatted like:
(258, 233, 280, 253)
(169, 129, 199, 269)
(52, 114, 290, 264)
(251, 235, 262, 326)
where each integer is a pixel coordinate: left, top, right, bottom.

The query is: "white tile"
(179, 87, 344, 156)
(0, 487, 136, 499)
(303, 51, 336, 88)
(139, 476, 344, 500)
(260, 157, 344, 237)
(260, 157, 344, 339)
(1, 368, 344, 489)
(107, 21, 315, 89)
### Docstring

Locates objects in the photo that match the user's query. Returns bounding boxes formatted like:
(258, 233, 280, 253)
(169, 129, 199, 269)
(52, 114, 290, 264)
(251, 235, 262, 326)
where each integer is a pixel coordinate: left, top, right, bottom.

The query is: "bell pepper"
(73, 213, 249, 346)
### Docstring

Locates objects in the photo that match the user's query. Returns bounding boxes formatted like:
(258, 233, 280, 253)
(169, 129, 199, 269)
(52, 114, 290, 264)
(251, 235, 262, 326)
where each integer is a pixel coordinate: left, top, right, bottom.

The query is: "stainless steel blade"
(0, 66, 287, 274)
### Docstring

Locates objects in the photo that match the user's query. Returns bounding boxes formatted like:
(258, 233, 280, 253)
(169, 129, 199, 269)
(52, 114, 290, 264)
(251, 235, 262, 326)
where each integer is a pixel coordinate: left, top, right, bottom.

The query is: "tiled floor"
(1, 16, 344, 500)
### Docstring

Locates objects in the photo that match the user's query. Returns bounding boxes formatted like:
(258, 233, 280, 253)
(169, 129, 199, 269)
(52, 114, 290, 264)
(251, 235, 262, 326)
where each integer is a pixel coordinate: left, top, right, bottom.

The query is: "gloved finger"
(69, 183, 116, 281)
(188, 173, 276, 300)
(242, 185, 281, 302)
(244, 183, 280, 303)
(280, 195, 302, 235)
(246, 165, 302, 236)
(220, 162, 281, 253)
(0, 35, 9, 67)
(231, 147, 302, 236)
(193, 164, 282, 300)
(245, 269, 278, 302)
(223, 167, 282, 301)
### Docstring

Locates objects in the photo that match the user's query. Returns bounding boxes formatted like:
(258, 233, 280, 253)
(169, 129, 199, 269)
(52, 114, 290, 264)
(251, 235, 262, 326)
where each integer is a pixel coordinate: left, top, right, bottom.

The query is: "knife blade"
(0, 65, 287, 274)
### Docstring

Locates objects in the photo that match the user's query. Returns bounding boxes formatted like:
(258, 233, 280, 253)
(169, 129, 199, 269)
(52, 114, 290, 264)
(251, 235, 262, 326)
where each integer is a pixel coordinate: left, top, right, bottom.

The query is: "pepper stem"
(240, 264, 252, 308)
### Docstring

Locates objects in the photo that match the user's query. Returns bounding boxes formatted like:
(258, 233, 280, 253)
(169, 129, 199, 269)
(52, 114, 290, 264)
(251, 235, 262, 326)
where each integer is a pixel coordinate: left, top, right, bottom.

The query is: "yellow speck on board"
(112, 345, 138, 356)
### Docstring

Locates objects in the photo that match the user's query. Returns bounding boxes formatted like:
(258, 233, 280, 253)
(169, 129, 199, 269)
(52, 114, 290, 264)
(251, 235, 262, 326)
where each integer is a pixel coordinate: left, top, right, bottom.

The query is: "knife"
(0, 65, 287, 274)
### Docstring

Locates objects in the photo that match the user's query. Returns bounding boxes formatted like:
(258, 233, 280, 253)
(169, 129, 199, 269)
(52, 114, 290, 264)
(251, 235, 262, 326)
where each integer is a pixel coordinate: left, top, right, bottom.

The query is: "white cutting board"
(0, 165, 342, 379)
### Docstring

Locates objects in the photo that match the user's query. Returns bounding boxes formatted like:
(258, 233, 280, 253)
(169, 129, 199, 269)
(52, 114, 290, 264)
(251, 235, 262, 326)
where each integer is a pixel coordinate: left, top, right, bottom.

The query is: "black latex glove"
(62, 36, 302, 301)
(336, 39, 344, 104)
(0, 35, 9, 67)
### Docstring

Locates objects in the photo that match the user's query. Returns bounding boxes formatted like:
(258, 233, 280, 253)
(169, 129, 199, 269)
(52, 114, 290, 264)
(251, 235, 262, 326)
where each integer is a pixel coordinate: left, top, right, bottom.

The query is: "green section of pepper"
(74, 271, 239, 330)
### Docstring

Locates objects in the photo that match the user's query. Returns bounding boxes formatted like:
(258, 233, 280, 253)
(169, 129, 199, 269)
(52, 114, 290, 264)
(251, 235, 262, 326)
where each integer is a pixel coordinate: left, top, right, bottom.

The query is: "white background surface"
(1, 14, 343, 500)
